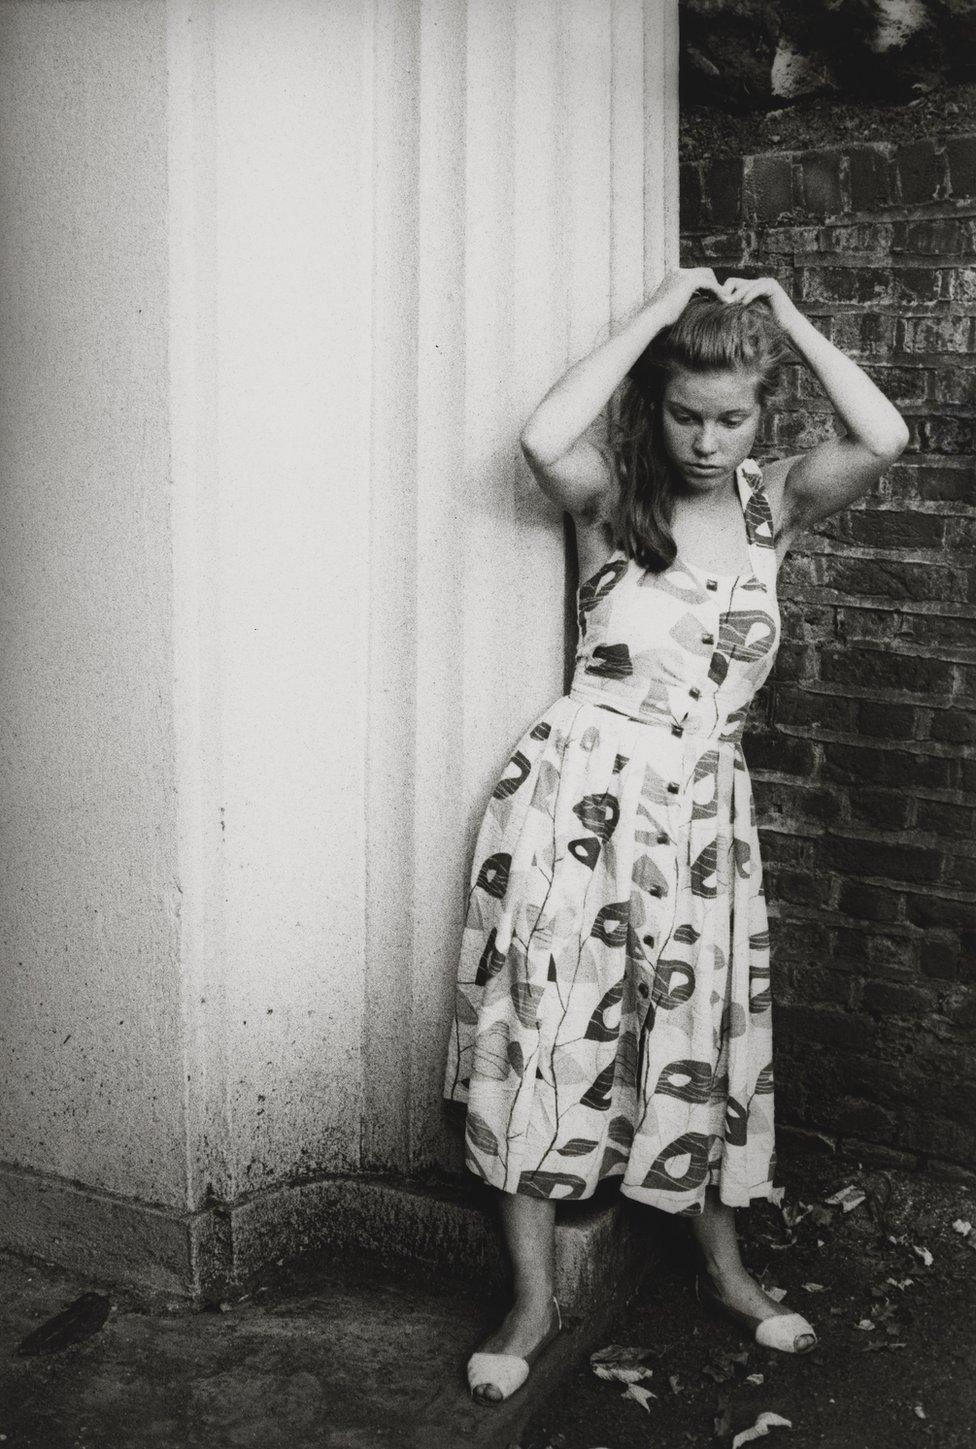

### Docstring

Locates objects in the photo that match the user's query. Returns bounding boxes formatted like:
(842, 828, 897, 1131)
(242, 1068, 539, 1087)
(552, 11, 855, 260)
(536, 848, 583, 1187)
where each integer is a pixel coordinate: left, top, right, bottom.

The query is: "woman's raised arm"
(721, 275, 910, 539)
(520, 268, 731, 520)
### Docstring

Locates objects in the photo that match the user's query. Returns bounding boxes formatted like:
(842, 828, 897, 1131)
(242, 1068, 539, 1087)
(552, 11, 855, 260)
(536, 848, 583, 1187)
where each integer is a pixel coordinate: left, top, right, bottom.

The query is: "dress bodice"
(569, 459, 781, 745)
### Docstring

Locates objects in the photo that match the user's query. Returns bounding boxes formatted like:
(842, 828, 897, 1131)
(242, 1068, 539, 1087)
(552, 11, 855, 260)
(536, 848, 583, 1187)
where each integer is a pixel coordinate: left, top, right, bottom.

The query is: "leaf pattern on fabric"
(444, 460, 782, 1214)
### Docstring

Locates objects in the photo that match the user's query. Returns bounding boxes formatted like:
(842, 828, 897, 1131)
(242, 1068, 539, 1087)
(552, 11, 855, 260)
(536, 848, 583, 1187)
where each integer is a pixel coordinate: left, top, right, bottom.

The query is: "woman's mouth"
(686, 462, 723, 474)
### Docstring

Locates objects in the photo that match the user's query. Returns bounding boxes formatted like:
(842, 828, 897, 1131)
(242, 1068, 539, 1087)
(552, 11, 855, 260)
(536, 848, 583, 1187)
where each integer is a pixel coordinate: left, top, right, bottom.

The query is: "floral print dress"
(443, 458, 782, 1216)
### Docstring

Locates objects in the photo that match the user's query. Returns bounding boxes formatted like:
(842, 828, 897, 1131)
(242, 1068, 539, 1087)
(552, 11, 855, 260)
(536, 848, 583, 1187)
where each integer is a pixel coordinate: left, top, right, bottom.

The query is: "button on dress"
(443, 458, 782, 1216)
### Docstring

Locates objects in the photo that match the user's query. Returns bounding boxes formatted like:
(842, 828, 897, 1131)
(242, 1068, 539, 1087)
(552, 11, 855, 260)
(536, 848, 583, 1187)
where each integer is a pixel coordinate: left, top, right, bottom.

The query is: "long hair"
(601, 295, 791, 572)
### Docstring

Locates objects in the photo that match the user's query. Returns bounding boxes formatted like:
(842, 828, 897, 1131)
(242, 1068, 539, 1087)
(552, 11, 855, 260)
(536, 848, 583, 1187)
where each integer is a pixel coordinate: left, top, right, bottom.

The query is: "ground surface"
(680, 80, 976, 159)
(1, 1153, 973, 1448)
(521, 1152, 976, 1449)
(0, 1243, 552, 1449)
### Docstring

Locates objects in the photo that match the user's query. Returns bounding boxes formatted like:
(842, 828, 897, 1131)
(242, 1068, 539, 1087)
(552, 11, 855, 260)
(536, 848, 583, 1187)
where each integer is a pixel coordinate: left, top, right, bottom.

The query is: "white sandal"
(695, 1268, 818, 1354)
(467, 1295, 563, 1404)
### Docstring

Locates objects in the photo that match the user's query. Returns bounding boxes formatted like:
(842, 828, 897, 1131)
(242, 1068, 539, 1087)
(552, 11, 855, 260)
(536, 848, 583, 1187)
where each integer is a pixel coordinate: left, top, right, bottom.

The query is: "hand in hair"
(647, 267, 734, 328)
(721, 276, 798, 330)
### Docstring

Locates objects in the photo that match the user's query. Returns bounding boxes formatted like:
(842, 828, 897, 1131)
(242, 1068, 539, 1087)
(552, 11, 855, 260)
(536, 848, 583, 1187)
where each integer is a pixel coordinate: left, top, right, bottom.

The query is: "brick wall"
(680, 135, 976, 1184)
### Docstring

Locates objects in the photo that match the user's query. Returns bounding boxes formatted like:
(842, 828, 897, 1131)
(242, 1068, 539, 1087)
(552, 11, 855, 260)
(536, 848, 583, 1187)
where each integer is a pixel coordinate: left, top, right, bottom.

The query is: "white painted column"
(0, 0, 678, 1271)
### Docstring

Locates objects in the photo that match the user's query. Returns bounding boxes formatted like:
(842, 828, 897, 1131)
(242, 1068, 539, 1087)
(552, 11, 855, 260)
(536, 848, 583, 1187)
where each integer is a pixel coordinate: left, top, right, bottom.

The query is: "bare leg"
(471, 1189, 559, 1403)
(686, 1185, 815, 1348)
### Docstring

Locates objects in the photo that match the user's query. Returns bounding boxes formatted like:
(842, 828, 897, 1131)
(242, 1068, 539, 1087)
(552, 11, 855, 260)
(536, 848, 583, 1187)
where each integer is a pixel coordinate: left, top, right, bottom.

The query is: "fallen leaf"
(16, 1293, 111, 1357)
(855, 1318, 875, 1330)
(714, 1392, 735, 1438)
(668, 1373, 682, 1394)
(746, 1372, 765, 1385)
(621, 1382, 657, 1412)
(731, 1410, 793, 1446)
(824, 1185, 865, 1213)
(911, 1243, 933, 1267)
(801, 1283, 827, 1292)
(914, 1404, 927, 1419)
(590, 1343, 655, 1384)
(952, 1219, 972, 1236)
(885, 1277, 914, 1290)
(766, 1286, 788, 1303)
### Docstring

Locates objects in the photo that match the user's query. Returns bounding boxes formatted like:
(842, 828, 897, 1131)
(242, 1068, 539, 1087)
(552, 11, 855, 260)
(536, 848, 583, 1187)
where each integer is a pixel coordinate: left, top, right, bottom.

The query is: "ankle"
(700, 1252, 744, 1281)
(512, 1284, 556, 1312)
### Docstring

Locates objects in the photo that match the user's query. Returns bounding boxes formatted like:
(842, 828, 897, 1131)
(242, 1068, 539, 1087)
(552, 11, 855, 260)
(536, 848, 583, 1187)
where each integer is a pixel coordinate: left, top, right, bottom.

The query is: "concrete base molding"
(0, 1161, 659, 1314)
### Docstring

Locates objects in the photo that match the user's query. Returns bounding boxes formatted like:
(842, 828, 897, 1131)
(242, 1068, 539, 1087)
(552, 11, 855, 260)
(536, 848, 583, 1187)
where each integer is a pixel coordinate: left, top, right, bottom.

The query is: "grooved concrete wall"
(0, 0, 679, 1289)
(681, 134, 976, 1180)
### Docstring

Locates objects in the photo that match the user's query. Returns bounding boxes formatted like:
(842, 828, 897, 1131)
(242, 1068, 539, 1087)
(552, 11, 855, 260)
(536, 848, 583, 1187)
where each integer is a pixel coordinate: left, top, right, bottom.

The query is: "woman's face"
(661, 365, 762, 493)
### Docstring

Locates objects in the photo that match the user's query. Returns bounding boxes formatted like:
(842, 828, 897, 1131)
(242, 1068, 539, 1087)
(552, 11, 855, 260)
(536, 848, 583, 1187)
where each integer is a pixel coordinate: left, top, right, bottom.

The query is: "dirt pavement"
(520, 1151, 976, 1449)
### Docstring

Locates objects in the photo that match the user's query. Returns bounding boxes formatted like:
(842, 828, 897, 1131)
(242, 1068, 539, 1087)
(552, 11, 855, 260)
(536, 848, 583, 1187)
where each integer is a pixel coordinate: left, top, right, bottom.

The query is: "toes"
(795, 1333, 816, 1352)
(473, 1383, 501, 1403)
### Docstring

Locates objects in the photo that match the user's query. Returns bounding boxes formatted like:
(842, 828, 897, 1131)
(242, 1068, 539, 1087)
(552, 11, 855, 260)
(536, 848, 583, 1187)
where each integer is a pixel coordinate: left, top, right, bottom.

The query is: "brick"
(776, 1002, 878, 1052)
(771, 688, 856, 732)
(848, 787, 912, 831)
(893, 266, 947, 305)
(767, 865, 833, 908)
(931, 362, 976, 405)
(946, 136, 976, 199)
(830, 311, 897, 357)
(917, 799, 976, 837)
(945, 857, 976, 892)
(833, 1099, 897, 1139)
(743, 154, 795, 223)
(798, 148, 843, 215)
(753, 778, 842, 828)
(861, 979, 935, 1016)
(796, 965, 854, 1006)
(895, 315, 974, 354)
(745, 731, 817, 774)
(887, 461, 976, 505)
(861, 929, 919, 976)
(891, 218, 967, 256)
(777, 600, 836, 638)
(855, 700, 920, 740)
(690, 231, 749, 264)
(821, 556, 958, 605)
(799, 266, 887, 305)
(819, 221, 893, 254)
(928, 709, 976, 746)
(895, 140, 949, 205)
(846, 144, 894, 209)
(847, 509, 946, 550)
(861, 364, 930, 407)
(679, 162, 704, 230)
(922, 416, 976, 454)
(905, 893, 976, 931)
(819, 645, 952, 696)
(948, 990, 976, 1028)
(702, 156, 742, 227)
(822, 742, 950, 790)
(769, 411, 838, 450)
(823, 835, 941, 886)
(836, 879, 902, 922)
(950, 268, 976, 307)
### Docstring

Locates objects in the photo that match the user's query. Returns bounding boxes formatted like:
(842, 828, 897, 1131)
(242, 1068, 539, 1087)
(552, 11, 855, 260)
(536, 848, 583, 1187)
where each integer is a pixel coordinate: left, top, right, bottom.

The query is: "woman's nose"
(694, 430, 718, 456)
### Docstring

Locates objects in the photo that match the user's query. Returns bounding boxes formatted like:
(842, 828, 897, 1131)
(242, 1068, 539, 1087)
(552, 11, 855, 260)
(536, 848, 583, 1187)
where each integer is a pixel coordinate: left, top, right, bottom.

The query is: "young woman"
(443, 266, 909, 1405)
